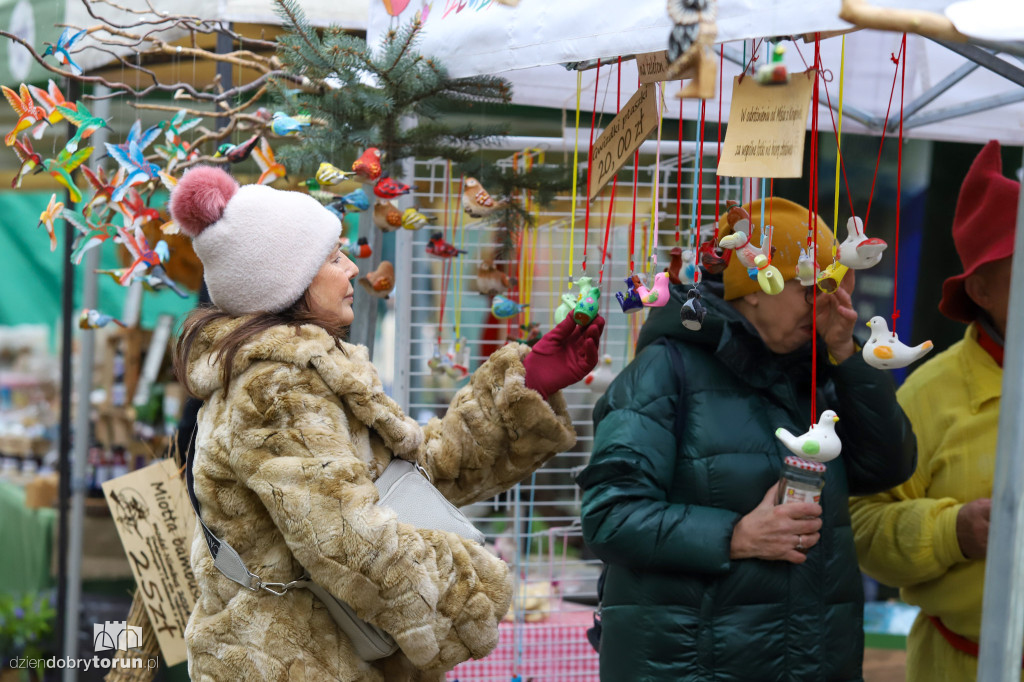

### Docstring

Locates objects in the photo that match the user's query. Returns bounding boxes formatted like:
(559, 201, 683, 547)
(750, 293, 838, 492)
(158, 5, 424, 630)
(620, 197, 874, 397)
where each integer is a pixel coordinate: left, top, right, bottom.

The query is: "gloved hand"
(523, 314, 605, 399)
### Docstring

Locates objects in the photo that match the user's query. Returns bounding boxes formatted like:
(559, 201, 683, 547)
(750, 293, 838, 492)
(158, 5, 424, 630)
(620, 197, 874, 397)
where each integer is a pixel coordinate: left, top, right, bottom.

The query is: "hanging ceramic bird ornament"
(79, 309, 126, 330)
(680, 288, 707, 331)
(271, 111, 310, 137)
(699, 239, 730, 274)
(776, 410, 842, 463)
(616, 276, 645, 315)
(446, 338, 471, 379)
(837, 216, 888, 270)
(402, 208, 432, 230)
(556, 291, 579, 320)
(476, 257, 512, 296)
(341, 236, 373, 259)
(426, 232, 467, 258)
(863, 317, 934, 370)
(491, 295, 529, 319)
(682, 248, 701, 284)
(359, 261, 395, 299)
(718, 212, 766, 270)
(373, 200, 403, 232)
(462, 177, 503, 218)
(816, 262, 850, 294)
(667, 246, 685, 285)
(374, 176, 412, 199)
(572, 276, 601, 325)
(754, 254, 785, 295)
(352, 148, 383, 182)
(633, 272, 671, 307)
(796, 247, 816, 286)
(755, 43, 790, 85)
(214, 134, 261, 164)
(584, 355, 616, 395)
(315, 162, 354, 186)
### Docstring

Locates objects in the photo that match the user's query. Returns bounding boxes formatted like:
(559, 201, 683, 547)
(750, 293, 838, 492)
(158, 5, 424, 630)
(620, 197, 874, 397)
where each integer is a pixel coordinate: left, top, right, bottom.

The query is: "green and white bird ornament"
(775, 410, 842, 463)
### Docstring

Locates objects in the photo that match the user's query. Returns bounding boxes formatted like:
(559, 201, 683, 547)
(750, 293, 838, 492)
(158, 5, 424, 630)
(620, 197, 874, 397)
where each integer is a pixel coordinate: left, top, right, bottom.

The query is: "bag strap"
(185, 423, 305, 596)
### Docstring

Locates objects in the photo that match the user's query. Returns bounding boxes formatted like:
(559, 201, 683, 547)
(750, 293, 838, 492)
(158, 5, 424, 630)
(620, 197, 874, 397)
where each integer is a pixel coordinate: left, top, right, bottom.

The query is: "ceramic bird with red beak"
(837, 216, 888, 270)
(353, 148, 383, 182)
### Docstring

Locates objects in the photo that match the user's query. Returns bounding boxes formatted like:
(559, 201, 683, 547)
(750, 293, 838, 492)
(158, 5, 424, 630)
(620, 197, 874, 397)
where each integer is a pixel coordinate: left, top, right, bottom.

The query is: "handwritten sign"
(589, 83, 659, 201)
(637, 51, 671, 84)
(103, 459, 198, 666)
(717, 70, 816, 178)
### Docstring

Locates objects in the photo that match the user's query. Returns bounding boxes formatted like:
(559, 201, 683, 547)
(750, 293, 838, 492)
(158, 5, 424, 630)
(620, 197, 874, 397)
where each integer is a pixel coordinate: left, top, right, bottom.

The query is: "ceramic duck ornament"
(476, 257, 512, 296)
(754, 254, 785, 295)
(680, 288, 707, 331)
(776, 410, 842, 463)
(616, 276, 645, 314)
(584, 355, 616, 394)
(837, 216, 888, 270)
(863, 317, 934, 370)
(633, 271, 671, 307)
(573, 276, 601, 325)
(491, 295, 529, 319)
(359, 261, 395, 299)
(796, 247, 816, 286)
(373, 200, 403, 232)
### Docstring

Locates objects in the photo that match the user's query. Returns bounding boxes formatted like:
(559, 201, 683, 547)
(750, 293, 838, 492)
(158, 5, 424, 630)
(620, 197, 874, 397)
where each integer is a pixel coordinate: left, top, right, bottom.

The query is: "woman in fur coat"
(168, 167, 604, 681)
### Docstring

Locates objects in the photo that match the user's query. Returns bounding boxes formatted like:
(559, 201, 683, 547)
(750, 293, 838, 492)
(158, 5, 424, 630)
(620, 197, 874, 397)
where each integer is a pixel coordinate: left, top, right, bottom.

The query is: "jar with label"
(776, 455, 826, 505)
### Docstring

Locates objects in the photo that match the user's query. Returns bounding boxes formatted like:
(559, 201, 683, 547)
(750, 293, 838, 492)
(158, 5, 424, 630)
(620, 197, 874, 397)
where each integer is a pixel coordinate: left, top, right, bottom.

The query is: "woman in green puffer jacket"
(578, 198, 916, 682)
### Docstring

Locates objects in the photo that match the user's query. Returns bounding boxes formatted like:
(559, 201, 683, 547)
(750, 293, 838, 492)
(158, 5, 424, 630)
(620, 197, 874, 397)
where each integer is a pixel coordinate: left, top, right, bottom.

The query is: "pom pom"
(170, 166, 239, 237)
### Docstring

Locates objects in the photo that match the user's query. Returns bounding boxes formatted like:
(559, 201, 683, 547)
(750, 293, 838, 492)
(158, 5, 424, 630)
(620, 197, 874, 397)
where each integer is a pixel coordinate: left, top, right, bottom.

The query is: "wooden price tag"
(637, 51, 671, 84)
(589, 82, 659, 201)
(717, 70, 817, 178)
(102, 459, 198, 666)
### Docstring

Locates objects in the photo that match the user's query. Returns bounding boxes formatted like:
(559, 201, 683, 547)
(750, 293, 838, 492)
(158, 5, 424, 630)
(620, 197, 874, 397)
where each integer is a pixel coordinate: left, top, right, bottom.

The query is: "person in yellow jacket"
(849, 140, 1019, 681)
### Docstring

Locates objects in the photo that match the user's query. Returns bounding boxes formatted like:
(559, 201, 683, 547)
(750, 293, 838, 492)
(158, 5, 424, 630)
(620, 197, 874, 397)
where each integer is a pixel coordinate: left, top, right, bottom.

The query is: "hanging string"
(893, 33, 907, 332)
(566, 71, 583, 295)
(436, 165, 454, 349)
(810, 35, 822, 424)
(864, 37, 906, 229)
(693, 100, 706, 282)
(649, 82, 665, 274)
(453, 189, 468, 345)
(676, 84, 684, 245)
(598, 58, 623, 284)
(716, 44, 724, 228)
(831, 36, 847, 256)
(581, 60, 602, 278)
(817, 53, 857, 221)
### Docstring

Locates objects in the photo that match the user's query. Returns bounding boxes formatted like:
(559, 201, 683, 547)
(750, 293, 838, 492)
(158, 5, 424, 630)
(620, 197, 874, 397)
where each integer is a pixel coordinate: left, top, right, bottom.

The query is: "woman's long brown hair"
(173, 293, 347, 398)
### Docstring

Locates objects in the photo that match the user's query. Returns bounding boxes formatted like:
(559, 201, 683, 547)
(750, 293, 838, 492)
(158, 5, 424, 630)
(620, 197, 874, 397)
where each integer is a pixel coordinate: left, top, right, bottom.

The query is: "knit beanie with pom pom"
(169, 166, 341, 316)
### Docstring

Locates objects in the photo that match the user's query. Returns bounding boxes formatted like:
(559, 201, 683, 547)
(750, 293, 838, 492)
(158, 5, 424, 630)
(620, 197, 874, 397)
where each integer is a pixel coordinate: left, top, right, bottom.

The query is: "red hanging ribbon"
(598, 58, 623, 283)
(581, 59, 601, 274)
(893, 33, 907, 331)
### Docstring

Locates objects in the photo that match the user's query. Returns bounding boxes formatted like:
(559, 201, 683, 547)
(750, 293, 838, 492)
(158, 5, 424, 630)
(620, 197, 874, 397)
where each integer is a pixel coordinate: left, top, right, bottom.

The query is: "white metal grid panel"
(394, 147, 742, 681)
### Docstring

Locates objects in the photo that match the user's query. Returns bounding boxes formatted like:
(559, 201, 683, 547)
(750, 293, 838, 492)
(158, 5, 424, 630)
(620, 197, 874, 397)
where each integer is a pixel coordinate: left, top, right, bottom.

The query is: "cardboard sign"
(717, 70, 817, 178)
(103, 459, 198, 666)
(637, 51, 671, 84)
(589, 83, 659, 201)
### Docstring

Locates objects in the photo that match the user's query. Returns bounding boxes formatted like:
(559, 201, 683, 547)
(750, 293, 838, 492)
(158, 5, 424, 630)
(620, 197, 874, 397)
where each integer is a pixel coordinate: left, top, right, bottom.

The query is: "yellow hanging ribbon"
(832, 36, 846, 259)
(567, 71, 582, 291)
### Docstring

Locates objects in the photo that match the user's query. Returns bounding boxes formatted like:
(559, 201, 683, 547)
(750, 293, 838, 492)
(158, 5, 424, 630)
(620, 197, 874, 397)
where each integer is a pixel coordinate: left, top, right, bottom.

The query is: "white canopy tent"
(367, 2, 1024, 680)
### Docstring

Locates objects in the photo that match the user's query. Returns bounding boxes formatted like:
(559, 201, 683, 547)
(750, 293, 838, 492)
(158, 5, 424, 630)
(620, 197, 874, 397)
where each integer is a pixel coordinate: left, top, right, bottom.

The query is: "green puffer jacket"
(578, 283, 916, 682)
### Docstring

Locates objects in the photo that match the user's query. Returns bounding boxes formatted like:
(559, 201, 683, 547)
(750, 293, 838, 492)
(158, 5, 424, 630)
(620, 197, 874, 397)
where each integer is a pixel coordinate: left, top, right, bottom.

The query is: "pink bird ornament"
(632, 271, 671, 307)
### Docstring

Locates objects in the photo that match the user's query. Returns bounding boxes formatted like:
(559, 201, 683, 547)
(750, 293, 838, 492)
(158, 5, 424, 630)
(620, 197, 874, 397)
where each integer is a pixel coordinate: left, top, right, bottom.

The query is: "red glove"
(523, 314, 606, 400)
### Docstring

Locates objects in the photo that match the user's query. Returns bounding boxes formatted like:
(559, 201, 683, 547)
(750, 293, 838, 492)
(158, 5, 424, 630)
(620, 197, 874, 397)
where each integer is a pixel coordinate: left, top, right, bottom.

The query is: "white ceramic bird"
(718, 216, 766, 269)
(584, 355, 616, 395)
(796, 247, 816, 286)
(775, 410, 842, 463)
(862, 316, 934, 370)
(837, 217, 888, 270)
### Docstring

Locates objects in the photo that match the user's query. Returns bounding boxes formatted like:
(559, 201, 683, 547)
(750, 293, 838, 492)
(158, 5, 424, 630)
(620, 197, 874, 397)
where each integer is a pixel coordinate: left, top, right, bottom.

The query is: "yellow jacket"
(850, 323, 1001, 682)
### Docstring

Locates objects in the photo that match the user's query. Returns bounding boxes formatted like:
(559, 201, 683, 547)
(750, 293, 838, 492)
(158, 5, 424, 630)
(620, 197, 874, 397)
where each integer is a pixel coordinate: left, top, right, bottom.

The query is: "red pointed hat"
(939, 140, 1020, 323)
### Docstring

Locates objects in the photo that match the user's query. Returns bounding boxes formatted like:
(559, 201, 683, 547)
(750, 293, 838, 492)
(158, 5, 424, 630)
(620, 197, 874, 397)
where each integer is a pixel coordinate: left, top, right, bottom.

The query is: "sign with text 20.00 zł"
(589, 82, 659, 201)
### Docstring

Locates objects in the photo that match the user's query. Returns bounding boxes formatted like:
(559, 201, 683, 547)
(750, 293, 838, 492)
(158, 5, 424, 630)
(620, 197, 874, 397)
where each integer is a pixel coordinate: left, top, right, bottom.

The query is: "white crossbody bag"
(186, 444, 484, 661)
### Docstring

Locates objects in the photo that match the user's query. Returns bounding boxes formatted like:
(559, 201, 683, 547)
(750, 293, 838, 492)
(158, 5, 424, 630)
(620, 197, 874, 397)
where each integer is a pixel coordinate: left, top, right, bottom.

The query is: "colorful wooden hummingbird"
(3, 84, 49, 146)
(426, 232, 467, 258)
(41, 147, 92, 203)
(374, 175, 412, 199)
(114, 187, 161, 225)
(79, 165, 124, 217)
(57, 103, 107, 154)
(11, 137, 43, 188)
(116, 119, 162, 155)
(63, 209, 117, 264)
(352, 148, 383, 182)
(79, 309, 127, 330)
(271, 111, 310, 137)
(37, 194, 65, 252)
(491, 295, 529, 319)
(43, 28, 87, 76)
(104, 140, 160, 201)
(28, 80, 76, 126)
(116, 224, 165, 284)
(138, 264, 188, 297)
(253, 137, 287, 185)
(315, 161, 354, 186)
(214, 134, 261, 164)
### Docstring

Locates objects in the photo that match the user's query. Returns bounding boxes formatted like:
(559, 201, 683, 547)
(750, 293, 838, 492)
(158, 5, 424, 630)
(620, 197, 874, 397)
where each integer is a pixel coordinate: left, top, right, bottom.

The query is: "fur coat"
(184, 318, 577, 681)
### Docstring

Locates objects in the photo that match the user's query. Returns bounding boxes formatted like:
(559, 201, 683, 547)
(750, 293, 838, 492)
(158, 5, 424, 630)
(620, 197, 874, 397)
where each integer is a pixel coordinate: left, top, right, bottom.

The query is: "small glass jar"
(776, 455, 826, 505)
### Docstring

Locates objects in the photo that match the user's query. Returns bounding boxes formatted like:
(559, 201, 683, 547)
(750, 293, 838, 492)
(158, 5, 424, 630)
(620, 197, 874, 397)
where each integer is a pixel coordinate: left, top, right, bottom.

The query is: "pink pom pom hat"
(169, 166, 342, 315)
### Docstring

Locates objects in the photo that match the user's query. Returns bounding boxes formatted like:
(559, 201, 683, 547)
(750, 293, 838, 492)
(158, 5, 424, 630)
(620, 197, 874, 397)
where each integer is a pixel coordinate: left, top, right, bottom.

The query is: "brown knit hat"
(720, 198, 835, 300)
